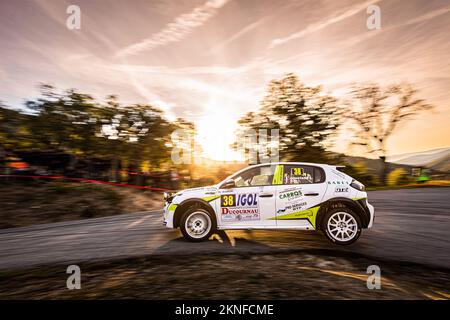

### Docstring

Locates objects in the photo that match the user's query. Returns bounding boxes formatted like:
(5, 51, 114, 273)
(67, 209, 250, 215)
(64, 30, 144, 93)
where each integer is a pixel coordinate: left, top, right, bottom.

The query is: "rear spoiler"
(334, 165, 346, 172)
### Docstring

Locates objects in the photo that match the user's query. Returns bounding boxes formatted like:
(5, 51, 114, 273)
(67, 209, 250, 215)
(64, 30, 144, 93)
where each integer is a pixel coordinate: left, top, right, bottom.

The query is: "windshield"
(222, 165, 277, 187)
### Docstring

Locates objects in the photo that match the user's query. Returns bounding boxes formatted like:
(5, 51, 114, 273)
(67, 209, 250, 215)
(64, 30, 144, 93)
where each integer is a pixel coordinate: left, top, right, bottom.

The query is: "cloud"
(403, 5, 450, 26)
(116, 0, 230, 57)
(112, 62, 258, 75)
(338, 5, 450, 48)
(209, 15, 273, 53)
(269, 0, 380, 48)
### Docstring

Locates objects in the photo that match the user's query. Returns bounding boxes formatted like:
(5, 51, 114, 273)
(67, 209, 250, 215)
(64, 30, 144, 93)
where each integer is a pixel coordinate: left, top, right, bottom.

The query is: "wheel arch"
(173, 198, 217, 229)
(316, 197, 370, 230)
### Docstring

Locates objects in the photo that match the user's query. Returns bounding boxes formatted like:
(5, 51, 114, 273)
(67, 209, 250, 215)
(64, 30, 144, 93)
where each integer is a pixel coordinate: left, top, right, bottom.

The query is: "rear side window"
(314, 167, 324, 183)
(282, 165, 325, 185)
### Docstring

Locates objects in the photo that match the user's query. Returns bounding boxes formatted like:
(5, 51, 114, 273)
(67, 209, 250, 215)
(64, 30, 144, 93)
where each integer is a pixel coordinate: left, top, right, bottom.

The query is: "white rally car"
(163, 162, 375, 245)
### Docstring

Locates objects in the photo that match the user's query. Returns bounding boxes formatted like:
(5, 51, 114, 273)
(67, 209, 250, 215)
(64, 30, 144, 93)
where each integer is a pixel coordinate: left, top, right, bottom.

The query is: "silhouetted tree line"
(0, 84, 194, 184)
(0, 75, 433, 186)
(236, 73, 433, 185)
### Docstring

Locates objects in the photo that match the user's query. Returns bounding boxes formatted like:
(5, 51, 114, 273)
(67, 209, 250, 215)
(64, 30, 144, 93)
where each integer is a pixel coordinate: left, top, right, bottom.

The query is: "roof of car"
(219, 162, 346, 185)
(245, 162, 333, 168)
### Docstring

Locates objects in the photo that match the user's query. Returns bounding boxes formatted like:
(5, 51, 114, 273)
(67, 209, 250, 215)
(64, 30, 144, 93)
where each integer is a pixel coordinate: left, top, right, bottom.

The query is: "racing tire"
(180, 207, 216, 242)
(323, 207, 362, 245)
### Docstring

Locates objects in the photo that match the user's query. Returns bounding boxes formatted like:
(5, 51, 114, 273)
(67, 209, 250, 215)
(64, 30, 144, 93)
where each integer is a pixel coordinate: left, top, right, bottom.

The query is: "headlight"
(163, 192, 175, 203)
(164, 191, 181, 203)
(350, 179, 365, 191)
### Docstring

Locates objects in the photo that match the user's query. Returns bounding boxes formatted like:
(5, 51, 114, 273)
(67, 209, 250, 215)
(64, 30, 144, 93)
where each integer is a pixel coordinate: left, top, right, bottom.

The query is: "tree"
(236, 73, 341, 163)
(347, 83, 433, 185)
(387, 168, 410, 186)
(2, 84, 189, 181)
(342, 161, 377, 187)
(24, 84, 107, 155)
(0, 103, 33, 151)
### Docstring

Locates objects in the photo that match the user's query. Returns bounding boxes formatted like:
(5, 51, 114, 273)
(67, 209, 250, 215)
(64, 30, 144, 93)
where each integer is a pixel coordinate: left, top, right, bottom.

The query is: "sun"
(195, 103, 243, 162)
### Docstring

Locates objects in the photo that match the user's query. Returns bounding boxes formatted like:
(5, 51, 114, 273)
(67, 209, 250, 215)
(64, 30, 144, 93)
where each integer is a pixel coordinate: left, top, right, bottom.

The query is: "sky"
(0, 0, 449, 161)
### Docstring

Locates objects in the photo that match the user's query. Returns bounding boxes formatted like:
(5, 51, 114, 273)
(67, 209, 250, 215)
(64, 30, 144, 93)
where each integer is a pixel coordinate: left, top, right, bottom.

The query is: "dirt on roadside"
(0, 180, 164, 229)
(1, 251, 449, 300)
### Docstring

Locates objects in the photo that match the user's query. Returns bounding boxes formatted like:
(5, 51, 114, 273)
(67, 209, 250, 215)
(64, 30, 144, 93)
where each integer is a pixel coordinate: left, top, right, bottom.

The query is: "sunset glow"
(1, 0, 449, 160)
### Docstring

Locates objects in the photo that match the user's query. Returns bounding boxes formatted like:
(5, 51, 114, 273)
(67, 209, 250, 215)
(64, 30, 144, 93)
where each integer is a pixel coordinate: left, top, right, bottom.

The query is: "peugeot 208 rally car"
(163, 162, 375, 245)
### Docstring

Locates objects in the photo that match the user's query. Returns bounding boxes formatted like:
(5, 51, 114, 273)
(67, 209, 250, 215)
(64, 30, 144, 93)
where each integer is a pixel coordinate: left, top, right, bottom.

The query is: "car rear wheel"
(180, 207, 215, 242)
(323, 208, 361, 245)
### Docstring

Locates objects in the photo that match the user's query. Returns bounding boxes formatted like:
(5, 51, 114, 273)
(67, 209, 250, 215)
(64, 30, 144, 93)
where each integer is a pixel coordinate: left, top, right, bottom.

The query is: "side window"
(282, 165, 324, 185)
(314, 167, 324, 183)
(232, 165, 277, 187)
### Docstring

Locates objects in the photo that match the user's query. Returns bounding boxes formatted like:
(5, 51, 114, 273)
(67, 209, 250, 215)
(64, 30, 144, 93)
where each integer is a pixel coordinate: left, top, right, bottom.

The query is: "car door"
(218, 165, 277, 228)
(275, 164, 327, 229)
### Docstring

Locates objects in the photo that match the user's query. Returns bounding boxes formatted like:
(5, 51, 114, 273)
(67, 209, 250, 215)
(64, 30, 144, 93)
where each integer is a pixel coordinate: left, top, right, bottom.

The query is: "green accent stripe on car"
(202, 195, 220, 202)
(272, 164, 284, 185)
(352, 197, 367, 201)
(270, 205, 320, 229)
(168, 203, 177, 211)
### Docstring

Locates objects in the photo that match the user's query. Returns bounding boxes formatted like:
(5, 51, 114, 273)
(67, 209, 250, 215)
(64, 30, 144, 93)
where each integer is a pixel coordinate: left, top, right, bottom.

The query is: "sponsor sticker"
(291, 201, 308, 211)
(291, 167, 304, 176)
(278, 189, 303, 201)
(284, 167, 313, 184)
(221, 193, 258, 207)
(335, 187, 349, 193)
(220, 194, 260, 221)
(221, 207, 260, 221)
(328, 180, 349, 185)
(277, 201, 307, 214)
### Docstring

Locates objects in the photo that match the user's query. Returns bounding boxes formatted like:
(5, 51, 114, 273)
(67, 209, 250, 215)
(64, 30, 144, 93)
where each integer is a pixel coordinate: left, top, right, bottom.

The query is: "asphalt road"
(0, 188, 449, 270)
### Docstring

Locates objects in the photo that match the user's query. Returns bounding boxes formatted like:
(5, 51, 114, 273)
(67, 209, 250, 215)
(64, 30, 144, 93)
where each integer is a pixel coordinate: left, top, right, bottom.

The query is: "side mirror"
(221, 179, 235, 189)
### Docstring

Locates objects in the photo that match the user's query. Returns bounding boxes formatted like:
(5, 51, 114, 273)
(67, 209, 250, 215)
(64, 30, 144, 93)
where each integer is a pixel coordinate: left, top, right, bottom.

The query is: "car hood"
(177, 185, 218, 195)
(172, 185, 219, 201)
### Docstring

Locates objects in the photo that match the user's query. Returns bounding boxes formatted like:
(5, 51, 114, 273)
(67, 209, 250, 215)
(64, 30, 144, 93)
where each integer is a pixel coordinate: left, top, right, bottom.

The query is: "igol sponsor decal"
(335, 187, 349, 193)
(221, 194, 258, 207)
(279, 189, 303, 201)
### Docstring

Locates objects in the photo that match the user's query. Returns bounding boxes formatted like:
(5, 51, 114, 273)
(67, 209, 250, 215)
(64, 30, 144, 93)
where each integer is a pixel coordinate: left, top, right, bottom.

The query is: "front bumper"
(353, 197, 375, 228)
(163, 202, 177, 228)
(367, 202, 375, 228)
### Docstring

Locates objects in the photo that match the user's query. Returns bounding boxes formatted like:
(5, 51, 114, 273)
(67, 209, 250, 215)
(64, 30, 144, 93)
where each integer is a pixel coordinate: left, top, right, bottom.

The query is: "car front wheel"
(180, 207, 215, 242)
(323, 208, 361, 245)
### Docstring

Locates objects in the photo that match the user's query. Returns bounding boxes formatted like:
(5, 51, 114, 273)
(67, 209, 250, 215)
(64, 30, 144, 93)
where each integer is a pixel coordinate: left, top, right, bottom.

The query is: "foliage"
(387, 168, 410, 186)
(346, 83, 433, 185)
(342, 162, 378, 187)
(235, 73, 341, 163)
(0, 85, 193, 173)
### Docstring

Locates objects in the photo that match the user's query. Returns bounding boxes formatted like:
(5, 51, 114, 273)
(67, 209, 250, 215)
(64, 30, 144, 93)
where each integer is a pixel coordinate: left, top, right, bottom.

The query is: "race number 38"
(221, 195, 235, 207)
(291, 167, 303, 176)
(221, 194, 258, 207)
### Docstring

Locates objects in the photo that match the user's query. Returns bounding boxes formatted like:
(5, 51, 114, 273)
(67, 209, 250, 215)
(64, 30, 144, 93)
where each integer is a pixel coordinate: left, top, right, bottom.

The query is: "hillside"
(427, 153, 450, 172)
(342, 155, 414, 176)
(388, 147, 450, 168)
